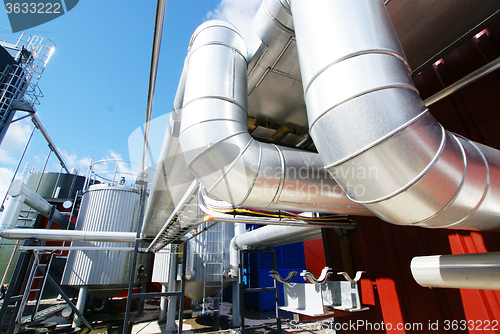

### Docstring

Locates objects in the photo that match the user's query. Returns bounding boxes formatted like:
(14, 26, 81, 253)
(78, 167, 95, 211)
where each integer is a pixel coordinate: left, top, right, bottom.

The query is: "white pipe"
(0, 229, 137, 242)
(185, 232, 196, 280)
(411, 253, 500, 290)
(232, 223, 245, 326)
(229, 225, 322, 277)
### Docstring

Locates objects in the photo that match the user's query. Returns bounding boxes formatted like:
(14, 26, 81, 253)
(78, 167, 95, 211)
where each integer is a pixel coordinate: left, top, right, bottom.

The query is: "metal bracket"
(279, 268, 368, 316)
(270, 270, 297, 283)
(300, 267, 333, 284)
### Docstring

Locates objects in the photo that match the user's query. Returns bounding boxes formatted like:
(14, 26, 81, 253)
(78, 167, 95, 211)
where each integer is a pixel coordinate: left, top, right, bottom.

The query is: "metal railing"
(82, 159, 155, 191)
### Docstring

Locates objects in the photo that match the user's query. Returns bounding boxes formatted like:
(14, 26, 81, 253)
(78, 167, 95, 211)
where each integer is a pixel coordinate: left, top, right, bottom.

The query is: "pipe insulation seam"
(178, 20, 372, 215)
(291, 0, 500, 230)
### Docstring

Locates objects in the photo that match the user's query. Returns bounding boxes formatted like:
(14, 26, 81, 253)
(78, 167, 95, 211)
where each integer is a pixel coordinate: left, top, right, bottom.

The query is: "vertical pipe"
(73, 286, 88, 328)
(166, 246, 178, 332)
(232, 223, 245, 326)
(177, 246, 186, 334)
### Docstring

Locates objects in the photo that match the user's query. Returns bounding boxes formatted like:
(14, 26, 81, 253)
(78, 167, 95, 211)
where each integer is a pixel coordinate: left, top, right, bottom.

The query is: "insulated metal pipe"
(0, 229, 137, 242)
(229, 225, 322, 277)
(291, 0, 500, 230)
(178, 20, 371, 216)
(141, 64, 196, 238)
(0, 193, 26, 228)
(411, 253, 500, 290)
(6, 180, 69, 227)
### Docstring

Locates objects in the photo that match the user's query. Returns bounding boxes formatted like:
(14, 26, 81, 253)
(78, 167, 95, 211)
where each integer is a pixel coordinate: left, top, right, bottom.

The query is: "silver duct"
(0, 180, 69, 228)
(229, 224, 322, 277)
(178, 20, 371, 216)
(290, 0, 500, 230)
(142, 64, 196, 238)
(411, 253, 500, 290)
(0, 228, 137, 242)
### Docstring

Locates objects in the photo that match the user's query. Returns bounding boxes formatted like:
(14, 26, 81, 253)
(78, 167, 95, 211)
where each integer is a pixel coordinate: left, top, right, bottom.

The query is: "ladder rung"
(29, 289, 41, 292)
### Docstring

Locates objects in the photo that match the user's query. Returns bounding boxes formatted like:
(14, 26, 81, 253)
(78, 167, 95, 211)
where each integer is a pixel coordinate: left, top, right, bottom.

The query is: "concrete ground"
(1, 297, 338, 333)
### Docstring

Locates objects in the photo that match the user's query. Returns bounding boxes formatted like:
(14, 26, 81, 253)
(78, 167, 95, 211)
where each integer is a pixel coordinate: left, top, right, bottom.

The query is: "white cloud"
(60, 150, 92, 174)
(206, 0, 261, 45)
(0, 167, 14, 210)
(0, 119, 32, 165)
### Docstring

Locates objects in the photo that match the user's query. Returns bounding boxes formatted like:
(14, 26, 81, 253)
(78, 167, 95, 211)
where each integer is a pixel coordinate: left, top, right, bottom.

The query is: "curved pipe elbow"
(229, 236, 240, 278)
(291, 0, 500, 231)
(178, 20, 371, 216)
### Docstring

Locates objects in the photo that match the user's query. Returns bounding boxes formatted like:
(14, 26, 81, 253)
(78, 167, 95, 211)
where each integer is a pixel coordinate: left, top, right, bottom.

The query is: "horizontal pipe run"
(20, 246, 148, 251)
(424, 56, 500, 107)
(411, 253, 500, 290)
(0, 229, 137, 242)
(229, 225, 322, 277)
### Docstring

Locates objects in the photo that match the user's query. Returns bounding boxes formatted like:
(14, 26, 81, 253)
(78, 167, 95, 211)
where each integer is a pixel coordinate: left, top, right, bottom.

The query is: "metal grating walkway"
(147, 181, 203, 252)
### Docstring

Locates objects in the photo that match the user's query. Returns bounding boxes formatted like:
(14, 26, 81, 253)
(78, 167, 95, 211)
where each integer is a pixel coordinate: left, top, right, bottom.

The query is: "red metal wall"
(307, 19, 500, 333)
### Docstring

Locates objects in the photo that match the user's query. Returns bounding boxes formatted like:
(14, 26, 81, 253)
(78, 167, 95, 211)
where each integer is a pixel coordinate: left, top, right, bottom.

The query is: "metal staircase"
(0, 29, 54, 143)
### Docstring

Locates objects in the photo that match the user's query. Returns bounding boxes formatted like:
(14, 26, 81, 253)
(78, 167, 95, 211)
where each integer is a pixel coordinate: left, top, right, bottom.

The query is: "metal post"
(239, 250, 245, 334)
(159, 285, 168, 322)
(35, 149, 51, 192)
(177, 244, 187, 334)
(232, 223, 245, 327)
(0, 239, 20, 287)
(272, 250, 281, 333)
(0, 239, 35, 325)
(6, 252, 35, 334)
(123, 177, 148, 334)
(166, 246, 178, 333)
(72, 286, 88, 328)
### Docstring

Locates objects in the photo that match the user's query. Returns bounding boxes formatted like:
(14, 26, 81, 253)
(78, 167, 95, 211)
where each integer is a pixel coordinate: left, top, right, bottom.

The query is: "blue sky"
(0, 0, 261, 203)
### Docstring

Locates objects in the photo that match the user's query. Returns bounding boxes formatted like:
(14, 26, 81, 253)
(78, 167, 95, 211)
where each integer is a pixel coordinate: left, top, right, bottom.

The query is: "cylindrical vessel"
(61, 184, 147, 299)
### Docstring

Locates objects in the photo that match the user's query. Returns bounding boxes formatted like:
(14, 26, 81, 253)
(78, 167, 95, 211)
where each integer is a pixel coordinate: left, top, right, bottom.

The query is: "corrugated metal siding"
(62, 184, 146, 286)
(151, 222, 234, 302)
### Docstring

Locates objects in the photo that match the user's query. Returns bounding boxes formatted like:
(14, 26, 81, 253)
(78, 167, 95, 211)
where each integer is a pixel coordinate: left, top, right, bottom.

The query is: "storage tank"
(61, 184, 148, 300)
(25, 172, 86, 200)
(152, 221, 235, 302)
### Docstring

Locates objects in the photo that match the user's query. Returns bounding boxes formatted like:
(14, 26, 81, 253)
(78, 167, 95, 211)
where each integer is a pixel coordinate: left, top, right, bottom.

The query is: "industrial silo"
(25, 172, 86, 200)
(61, 184, 148, 300)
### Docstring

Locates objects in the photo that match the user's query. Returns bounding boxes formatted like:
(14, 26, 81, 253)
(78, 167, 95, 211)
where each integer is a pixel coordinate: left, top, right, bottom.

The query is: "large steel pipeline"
(289, 0, 500, 231)
(177, 20, 371, 216)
